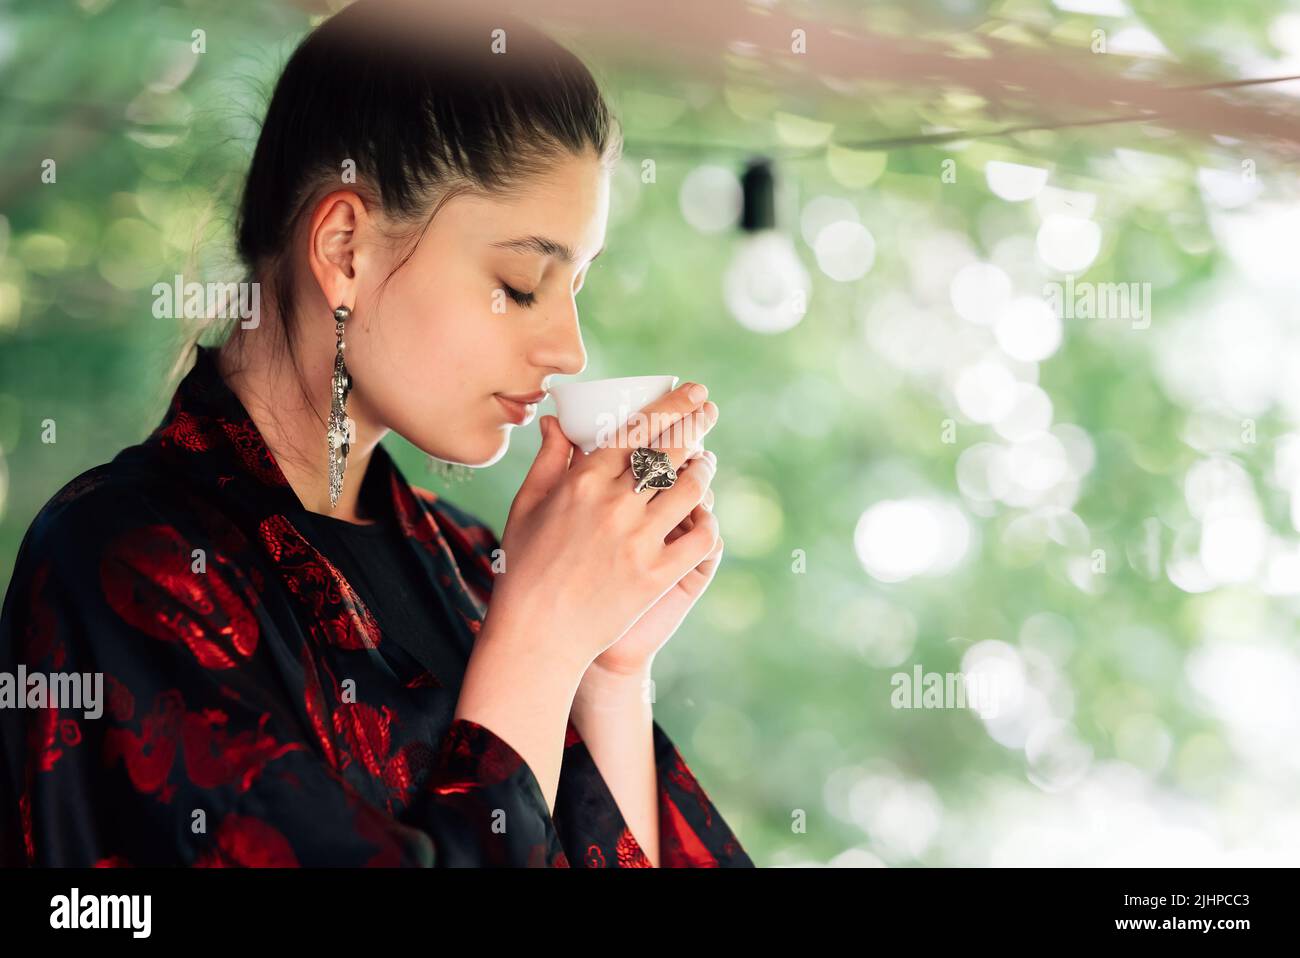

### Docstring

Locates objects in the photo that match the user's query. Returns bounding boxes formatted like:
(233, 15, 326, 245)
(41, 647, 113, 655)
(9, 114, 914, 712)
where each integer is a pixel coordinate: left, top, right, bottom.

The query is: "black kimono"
(0, 345, 752, 867)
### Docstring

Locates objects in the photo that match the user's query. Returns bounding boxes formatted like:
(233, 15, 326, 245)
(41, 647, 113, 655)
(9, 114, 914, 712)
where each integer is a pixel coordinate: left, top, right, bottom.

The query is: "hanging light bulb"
(723, 158, 811, 333)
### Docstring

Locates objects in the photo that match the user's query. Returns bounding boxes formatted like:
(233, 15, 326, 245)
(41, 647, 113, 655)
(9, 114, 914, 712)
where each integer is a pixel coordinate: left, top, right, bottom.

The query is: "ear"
(307, 190, 368, 313)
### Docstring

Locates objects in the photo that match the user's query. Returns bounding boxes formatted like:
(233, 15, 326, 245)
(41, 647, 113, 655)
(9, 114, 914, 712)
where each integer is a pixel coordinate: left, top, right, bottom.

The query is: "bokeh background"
(4, 0, 1300, 865)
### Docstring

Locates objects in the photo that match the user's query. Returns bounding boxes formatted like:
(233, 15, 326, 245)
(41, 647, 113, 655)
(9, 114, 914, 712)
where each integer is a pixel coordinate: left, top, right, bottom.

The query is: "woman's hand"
(589, 452, 723, 677)
(481, 386, 721, 674)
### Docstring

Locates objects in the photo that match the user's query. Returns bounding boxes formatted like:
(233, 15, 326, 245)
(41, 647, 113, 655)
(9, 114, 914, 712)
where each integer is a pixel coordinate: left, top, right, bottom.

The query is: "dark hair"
(209, 0, 621, 376)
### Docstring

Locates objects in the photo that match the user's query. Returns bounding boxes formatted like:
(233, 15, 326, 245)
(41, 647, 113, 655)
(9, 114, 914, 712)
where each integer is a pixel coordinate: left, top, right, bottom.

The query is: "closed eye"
(500, 282, 536, 308)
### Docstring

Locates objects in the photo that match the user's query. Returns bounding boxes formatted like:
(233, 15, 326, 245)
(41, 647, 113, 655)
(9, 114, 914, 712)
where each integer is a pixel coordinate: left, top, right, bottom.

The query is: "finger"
(510, 415, 575, 517)
(635, 401, 717, 478)
(583, 381, 709, 478)
(647, 448, 716, 537)
(670, 520, 723, 586)
(665, 486, 715, 544)
(666, 515, 694, 545)
(695, 531, 724, 572)
(619, 402, 717, 499)
(665, 496, 705, 545)
(658, 508, 720, 580)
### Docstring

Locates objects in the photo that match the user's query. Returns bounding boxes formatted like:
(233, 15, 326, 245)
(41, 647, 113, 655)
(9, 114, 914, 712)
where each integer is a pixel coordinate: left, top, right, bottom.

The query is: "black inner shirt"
(289, 458, 460, 684)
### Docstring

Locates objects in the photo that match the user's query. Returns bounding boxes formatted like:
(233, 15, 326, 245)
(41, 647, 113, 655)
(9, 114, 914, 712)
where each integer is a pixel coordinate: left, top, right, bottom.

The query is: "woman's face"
(344, 151, 608, 467)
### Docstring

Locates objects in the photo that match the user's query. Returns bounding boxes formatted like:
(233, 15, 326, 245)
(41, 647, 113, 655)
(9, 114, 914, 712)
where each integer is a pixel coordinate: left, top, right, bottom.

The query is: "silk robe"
(0, 345, 752, 867)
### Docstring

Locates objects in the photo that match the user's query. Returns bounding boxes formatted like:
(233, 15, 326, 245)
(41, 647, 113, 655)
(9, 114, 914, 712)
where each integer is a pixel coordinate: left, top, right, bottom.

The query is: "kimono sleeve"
(0, 487, 568, 867)
(552, 718, 754, 867)
(445, 504, 754, 868)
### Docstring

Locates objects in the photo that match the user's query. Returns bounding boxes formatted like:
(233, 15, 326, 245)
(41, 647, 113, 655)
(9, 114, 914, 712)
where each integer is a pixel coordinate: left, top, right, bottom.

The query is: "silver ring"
(630, 446, 677, 493)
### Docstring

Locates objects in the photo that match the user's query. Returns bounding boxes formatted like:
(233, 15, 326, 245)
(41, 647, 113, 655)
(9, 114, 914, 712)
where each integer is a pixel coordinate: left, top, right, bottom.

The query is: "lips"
(497, 390, 548, 405)
(495, 393, 540, 425)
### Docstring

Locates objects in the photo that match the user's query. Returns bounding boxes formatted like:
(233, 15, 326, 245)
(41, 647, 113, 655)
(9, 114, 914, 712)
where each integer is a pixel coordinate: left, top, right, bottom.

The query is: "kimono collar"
(146, 344, 493, 648)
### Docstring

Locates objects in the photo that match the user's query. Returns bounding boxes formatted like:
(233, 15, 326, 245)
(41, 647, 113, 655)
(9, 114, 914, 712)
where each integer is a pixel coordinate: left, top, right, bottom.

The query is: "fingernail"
(688, 382, 708, 403)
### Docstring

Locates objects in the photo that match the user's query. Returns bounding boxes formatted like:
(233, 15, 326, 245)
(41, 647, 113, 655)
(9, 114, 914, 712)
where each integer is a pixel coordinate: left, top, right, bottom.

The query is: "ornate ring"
(630, 446, 677, 493)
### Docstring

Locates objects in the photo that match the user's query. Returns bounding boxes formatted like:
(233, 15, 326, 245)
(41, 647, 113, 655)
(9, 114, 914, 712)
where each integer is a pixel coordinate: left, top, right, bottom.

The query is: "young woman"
(0, 0, 750, 867)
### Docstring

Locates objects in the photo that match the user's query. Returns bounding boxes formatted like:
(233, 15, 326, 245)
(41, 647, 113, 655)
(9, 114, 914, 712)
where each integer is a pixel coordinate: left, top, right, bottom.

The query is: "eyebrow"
(490, 235, 606, 266)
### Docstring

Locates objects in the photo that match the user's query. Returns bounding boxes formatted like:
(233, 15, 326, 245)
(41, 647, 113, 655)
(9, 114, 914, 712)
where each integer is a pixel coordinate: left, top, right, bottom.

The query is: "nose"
(534, 293, 587, 377)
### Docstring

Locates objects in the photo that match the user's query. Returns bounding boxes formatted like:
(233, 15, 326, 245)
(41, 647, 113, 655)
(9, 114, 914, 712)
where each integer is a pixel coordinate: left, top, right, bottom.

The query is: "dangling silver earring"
(327, 305, 354, 509)
(426, 456, 474, 483)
